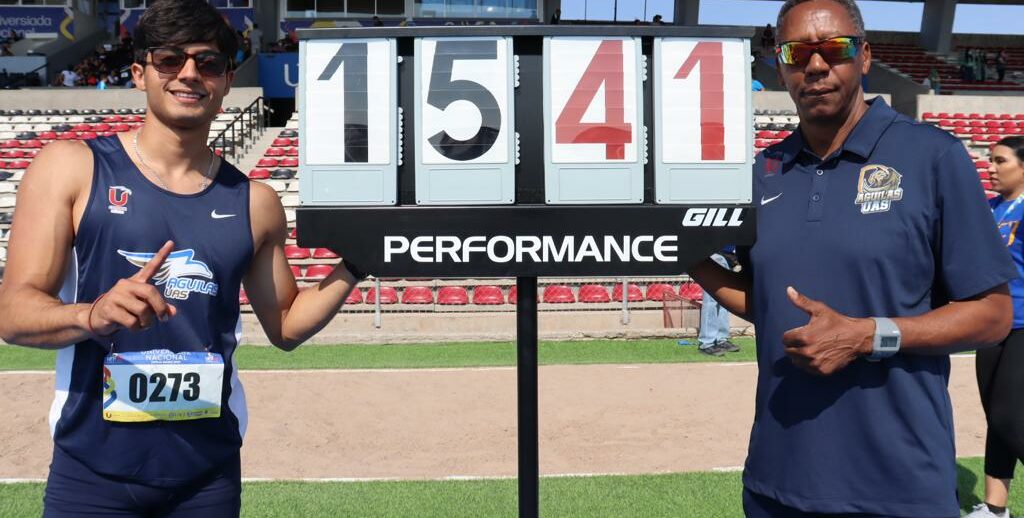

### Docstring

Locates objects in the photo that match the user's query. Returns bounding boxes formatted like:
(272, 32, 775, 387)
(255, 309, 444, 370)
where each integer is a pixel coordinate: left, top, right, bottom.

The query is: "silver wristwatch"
(867, 317, 901, 362)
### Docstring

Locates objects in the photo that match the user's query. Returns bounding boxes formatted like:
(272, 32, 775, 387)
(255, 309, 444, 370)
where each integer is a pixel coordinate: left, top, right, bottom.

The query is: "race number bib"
(102, 349, 224, 422)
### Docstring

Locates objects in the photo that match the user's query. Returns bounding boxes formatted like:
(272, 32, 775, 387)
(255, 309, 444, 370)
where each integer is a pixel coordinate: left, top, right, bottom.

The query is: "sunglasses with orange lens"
(146, 46, 231, 77)
(776, 36, 862, 67)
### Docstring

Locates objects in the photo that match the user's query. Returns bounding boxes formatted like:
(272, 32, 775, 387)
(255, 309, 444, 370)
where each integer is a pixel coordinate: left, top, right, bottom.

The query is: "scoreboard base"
(297, 205, 755, 278)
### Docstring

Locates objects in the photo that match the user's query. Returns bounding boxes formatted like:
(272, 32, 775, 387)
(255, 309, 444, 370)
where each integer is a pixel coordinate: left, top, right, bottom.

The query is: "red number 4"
(555, 40, 633, 160)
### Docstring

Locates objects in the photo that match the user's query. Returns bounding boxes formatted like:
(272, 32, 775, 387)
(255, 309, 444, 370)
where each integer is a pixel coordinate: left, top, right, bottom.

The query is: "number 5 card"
(543, 37, 645, 204)
(414, 36, 517, 205)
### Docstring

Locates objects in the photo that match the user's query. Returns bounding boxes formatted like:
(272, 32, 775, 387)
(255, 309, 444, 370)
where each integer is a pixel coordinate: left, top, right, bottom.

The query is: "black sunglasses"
(145, 46, 231, 77)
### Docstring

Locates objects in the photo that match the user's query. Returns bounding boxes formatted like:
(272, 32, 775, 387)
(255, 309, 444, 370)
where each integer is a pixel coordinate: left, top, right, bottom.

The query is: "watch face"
(880, 336, 899, 350)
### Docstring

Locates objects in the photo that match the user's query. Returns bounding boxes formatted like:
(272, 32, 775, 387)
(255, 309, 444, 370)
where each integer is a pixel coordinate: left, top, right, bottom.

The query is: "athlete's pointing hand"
(782, 286, 874, 376)
(88, 240, 178, 337)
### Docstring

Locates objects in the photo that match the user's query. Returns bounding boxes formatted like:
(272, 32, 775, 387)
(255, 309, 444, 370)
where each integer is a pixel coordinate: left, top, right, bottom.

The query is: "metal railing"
(209, 96, 266, 161)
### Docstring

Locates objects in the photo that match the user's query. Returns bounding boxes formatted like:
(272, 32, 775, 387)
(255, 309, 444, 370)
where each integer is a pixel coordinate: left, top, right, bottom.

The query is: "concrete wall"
(866, 62, 929, 117)
(916, 94, 1024, 118)
(0, 86, 264, 111)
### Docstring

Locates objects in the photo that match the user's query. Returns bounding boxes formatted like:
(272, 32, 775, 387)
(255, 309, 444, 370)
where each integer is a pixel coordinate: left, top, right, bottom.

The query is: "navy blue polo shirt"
(741, 98, 1017, 516)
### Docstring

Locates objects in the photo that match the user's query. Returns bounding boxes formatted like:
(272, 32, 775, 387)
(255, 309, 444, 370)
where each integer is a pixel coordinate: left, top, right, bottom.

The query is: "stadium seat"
(290, 265, 302, 279)
(265, 147, 285, 157)
(248, 168, 271, 180)
(284, 245, 310, 259)
(306, 264, 334, 280)
(472, 285, 505, 305)
(401, 286, 434, 304)
(271, 169, 295, 180)
(612, 283, 644, 302)
(288, 227, 298, 240)
(272, 138, 291, 147)
(508, 285, 517, 303)
(543, 285, 575, 303)
(437, 286, 469, 305)
(7, 160, 30, 170)
(679, 282, 704, 303)
(256, 157, 279, 168)
(239, 289, 249, 305)
(578, 284, 611, 303)
(345, 288, 363, 304)
(645, 283, 677, 302)
(312, 248, 338, 259)
(280, 157, 299, 168)
(366, 286, 399, 304)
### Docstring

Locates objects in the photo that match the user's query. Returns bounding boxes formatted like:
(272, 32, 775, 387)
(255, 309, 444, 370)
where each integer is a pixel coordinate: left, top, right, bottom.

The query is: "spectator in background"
(698, 251, 740, 357)
(761, 24, 775, 50)
(372, 16, 384, 27)
(751, 66, 765, 91)
(249, 23, 263, 53)
(550, 8, 561, 24)
(929, 68, 941, 94)
(964, 136, 1024, 518)
(978, 49, 988, 82)
(997, 49, 1008, 82)
(652, 14, 664, 25)
(963, 47, 975, 82)
(60, 65, 78, 87)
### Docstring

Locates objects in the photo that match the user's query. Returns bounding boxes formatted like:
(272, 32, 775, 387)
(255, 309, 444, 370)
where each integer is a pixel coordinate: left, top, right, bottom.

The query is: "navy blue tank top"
(51, 135, 253, 486)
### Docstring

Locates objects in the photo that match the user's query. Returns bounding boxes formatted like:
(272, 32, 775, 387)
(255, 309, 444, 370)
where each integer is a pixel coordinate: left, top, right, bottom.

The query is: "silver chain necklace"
(133, 130, 216, 192)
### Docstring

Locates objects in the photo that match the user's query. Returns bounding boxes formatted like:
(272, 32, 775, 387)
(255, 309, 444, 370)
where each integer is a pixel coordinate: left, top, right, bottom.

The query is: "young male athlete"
(0, 1, 362, 515)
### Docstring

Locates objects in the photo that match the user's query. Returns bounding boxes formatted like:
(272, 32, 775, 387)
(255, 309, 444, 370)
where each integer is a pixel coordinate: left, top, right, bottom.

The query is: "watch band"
(867, 317, 901, 361)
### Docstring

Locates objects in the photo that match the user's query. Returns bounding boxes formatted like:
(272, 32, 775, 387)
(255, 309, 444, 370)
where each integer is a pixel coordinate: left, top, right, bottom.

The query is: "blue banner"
(259, 52, 298, 99)
(0, 7, 74, 40)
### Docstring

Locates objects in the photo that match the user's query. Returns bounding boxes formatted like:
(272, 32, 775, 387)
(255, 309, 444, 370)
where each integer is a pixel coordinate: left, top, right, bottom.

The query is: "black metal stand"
(516, 276, 539, 518)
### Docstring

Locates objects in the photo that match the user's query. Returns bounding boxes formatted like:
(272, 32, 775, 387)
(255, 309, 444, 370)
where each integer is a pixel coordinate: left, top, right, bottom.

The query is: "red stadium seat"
(543, 285, 575, 303)
(612, 283, 644, 302)
(256, 157, 279, 168)
(272, 138, 291, 147)
(679, 282, 704, 303)
(77, 132, 98, 140)
(290, 265, 302, 279)
(124, 115, 144, 123)
(92, 123, 111, 132)
(472, 285, 505, 305)
(37, 131, 56, 140)
(289, 227, 298, 239)
(7, 160, 30, 170)
(306, 264, 334, 280)
(366, 286, 399, 304)
(112, 124, 132, 132)
(286, 147, 299, 156)
(72, 123, 92, 132)
(2, 140, 19, 148)
(578, 284, 611, 303)
(312, 248, 338, 259)
(345, 288, 363, 304)
(280, 157, 299, 168)
(922, 112, 936, 120)
(249, 168, 271, 179)
(103, 115, 122, 123)
(284, 245, 310, 259)
(401, 286, 434, 304)
(20, 140, 42, 149)
(437, 286, 469, 305)
(508, 285, 518, 304)
(57, 132, 76, 140)
(0, 150, 23, 159)
(645, 283, 677, 302)
(239, 289, 249, 305)
(264, 147, 285, 157)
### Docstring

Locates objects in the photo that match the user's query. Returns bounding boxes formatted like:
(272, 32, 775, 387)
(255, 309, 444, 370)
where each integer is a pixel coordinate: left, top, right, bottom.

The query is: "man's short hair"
(133, 0, 239, 67)
(776, 0, 866, 41)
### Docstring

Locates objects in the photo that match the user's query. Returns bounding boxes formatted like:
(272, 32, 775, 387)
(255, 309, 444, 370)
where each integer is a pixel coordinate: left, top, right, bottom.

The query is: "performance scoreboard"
(296, 26, 756, 277)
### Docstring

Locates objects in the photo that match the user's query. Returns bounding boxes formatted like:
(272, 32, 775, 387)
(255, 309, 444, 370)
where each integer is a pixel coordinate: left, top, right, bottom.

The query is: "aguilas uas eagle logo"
(855, 165, 904, 214)
(118, 249, 219, 300)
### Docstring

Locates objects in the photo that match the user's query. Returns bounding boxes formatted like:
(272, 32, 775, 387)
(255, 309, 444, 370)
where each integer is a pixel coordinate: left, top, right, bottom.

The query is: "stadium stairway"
(234, 129, 281, 174)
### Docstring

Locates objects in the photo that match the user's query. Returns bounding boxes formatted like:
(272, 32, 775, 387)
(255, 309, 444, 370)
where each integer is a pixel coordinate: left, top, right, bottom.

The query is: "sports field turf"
(0, 338, 757, 371)
(0, 458, 1016, 517)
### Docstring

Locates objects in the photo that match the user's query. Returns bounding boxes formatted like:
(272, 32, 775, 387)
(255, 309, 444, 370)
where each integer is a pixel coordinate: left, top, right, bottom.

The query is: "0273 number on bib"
(102, 349, 224, 422)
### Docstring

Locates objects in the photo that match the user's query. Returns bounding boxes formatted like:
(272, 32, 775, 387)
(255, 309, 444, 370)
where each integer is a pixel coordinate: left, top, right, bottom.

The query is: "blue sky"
(559, 0, 1024, 35)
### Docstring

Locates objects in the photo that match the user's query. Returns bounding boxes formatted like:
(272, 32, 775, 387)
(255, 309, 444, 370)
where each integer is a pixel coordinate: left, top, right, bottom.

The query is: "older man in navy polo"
(690, 0, 1017, 516)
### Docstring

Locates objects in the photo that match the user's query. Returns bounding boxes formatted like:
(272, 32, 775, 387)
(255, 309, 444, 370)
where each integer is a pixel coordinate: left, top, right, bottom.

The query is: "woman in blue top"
(970, 135, 1024, 518)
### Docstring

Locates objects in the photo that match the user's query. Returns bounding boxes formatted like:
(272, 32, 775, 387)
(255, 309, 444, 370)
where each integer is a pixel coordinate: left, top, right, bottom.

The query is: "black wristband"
(341, 258, 368, 281)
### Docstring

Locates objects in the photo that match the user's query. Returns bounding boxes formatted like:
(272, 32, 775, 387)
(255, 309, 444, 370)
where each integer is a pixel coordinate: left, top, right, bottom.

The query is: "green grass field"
(0, 459, 1016, 517)
(0, 338, 756, 371)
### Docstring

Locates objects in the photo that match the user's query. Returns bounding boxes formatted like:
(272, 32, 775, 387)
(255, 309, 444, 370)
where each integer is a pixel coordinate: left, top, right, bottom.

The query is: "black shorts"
(44, 446, 241, 518)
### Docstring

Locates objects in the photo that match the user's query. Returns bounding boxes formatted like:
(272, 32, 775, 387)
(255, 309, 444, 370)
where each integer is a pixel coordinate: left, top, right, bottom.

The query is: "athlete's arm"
(0, 142, 175, 348)
(782, 284, 1011, 376)
(688, 256, 753, 320)
(243, 182, 357, 351)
